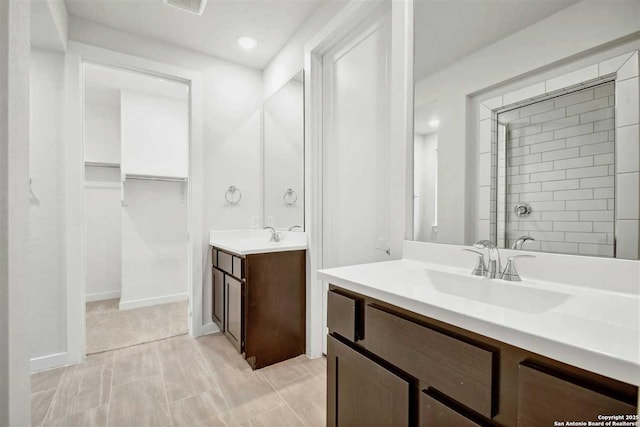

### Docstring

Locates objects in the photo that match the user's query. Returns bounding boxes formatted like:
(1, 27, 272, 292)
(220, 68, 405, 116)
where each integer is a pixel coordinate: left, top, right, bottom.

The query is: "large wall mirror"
(263, 70, 304, 230)
(413, 0, 640, 259)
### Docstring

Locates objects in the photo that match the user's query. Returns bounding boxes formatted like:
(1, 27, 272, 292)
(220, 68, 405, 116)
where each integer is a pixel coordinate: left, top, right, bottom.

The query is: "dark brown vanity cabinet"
(326, 286, 638, 427)
(211, 247, 306, 369)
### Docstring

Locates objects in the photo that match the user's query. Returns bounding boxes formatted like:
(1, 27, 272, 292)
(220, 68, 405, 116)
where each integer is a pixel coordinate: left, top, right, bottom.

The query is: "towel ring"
(283, 188, 297, 206)
(225, 186, 242, 204)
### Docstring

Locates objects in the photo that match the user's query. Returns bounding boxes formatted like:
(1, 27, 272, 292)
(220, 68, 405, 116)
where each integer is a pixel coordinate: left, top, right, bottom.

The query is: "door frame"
(64, 41, 205, 365)
(303, 0, 413, 357)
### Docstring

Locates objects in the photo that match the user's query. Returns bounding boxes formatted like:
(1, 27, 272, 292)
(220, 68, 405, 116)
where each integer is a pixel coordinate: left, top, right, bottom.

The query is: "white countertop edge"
(210, 241, 307, 256)
(317, 270, 640, 386)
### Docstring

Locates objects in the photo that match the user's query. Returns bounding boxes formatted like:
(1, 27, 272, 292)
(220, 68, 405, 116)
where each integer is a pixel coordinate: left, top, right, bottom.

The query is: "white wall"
(121, 90, 189, 178)
(84, 166, 121, 301)
(0, 0, 32, 424)
(28, 49, 67, 361)
(414, 132, 437, 242)
(69, 17, 263, 328)
(414, 0, 640, 245)
(84, 101, 120, 164)
(263, 1, 345, 99)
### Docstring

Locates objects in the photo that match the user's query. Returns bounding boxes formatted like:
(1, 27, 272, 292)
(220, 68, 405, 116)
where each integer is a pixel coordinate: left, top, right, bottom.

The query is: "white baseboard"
(200, 321, 221, 336)
(86, 290, 121, 302)
(119, 293, 188, 311)
(31, 352, 68, 373)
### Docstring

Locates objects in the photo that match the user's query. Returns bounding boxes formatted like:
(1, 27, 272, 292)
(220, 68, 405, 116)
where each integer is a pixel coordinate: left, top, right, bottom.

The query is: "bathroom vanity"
(210, 230, 307, 369)
(319, 242, 640, 427)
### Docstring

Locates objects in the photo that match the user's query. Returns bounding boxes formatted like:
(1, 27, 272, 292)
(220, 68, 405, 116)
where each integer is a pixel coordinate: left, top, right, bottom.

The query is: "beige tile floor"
(31, 334, 327, 427)
(86, 299, 188, 354)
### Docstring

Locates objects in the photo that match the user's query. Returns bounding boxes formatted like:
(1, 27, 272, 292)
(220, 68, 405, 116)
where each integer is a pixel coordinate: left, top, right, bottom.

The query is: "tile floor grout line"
(259, 369, 309, 427)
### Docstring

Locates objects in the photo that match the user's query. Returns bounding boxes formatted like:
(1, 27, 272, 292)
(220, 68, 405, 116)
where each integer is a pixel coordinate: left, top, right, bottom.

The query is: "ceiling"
(65, 0, 325, 70)
(84, 62, 189, 107)
(414, 0, 579, 81)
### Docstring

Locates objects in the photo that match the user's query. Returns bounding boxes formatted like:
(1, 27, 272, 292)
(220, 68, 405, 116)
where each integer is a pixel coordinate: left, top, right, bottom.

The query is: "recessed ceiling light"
(428, 119, 440, 128)
(237, 36, 257, 50)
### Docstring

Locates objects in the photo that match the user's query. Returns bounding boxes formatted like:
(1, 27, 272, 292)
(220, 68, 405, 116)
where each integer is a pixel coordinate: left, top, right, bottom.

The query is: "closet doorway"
(83, 62, 190, 354)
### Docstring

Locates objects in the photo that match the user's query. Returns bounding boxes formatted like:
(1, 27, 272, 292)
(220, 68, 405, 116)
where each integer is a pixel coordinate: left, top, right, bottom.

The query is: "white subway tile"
(553, 222, 593, 232)
(566, 96, 609, 116)
(503, 82, 546, 105)
(593, 153, 614, 166)
(580, 141, 614, 156)
(617, 51, 639, 80)
(510, 153, 542, 166)
(565, 232, 608, 244)
(542, 179, 580, 191)
(477, 186, 491, 220)
(554, 189, 593, 200)
(554, 156, 593, 170)
(616, 172, 640, 219)
(554, 88, 594, 108)
(580, 210, 614, 221)
(520, 192, 554, 202)
(594, 82, 615, 98)
(517, 221, 553, 231)
(528, 230, 565, 242)
(594, 187, 614, 198)
(520, 162, 554, 174)
(609, 95, 615, 107)
(565, 131, 608, 148)
(566, 165, 609, 179)
(498, 109, 519, 122)
(519, 100, 555, 117)
(594, 118, 615, 132)
(509, 182, 541, 193)
(510, 124, 542, 138)
(617, 124, 639, 173)
(616, 77, 639, 127)
(479, 104, 491, 120)
(565, 199, 608, 210)
(478, 152, 491, 186)
(609, 164, 615, 176)
(529, 139, 566, 154)
(554, 123, 594, 139)
(542, 147, 580, 161)
(580, 107, 614, 124)
(479, 119, 492, 153)
(520, 131, 554, 145)
(599, 53, 633, 76)
(616, 220, 639, 259)
(541, 241, 578, 254)
(542, 115, 580, 132)
(541, 211, 579, 221)
(593, 222, 613, 233)
(530, 170, 566, 183)
(530, 200, 565, 211)
(530, 108, 566, 124)
(546, 65, 598, 93)
(509, 174, 530, 185)
(509, 146, 530, 157)
(507, 117, 532, 130)
(578, 243, 614, 257)
(608, 199, 615, 210)
(483, 96, 503, 110)
(580, 176, 614, 188)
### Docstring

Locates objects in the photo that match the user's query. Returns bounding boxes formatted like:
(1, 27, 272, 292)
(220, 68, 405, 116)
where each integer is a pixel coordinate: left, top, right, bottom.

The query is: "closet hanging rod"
(85, 161, 120, 169)
(124, 173, 188, 183)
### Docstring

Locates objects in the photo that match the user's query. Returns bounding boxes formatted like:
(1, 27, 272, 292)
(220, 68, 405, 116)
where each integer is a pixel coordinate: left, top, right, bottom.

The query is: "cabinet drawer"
(218, 251, 233, 275)
(363, 305, 496, 418)
(517, 363, 637, 427)
(328, 290, 363, 342)
(232, 256, 244, 279)
(420, 392, 484, 427)
(212, 248, 218, 268)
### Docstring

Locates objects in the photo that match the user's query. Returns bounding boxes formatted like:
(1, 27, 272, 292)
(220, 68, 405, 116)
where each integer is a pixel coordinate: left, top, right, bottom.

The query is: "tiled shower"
(497, 82, 616, 256)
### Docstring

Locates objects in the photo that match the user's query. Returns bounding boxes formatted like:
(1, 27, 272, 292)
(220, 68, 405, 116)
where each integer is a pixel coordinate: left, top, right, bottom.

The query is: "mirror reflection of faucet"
(512, 236, 535, 250)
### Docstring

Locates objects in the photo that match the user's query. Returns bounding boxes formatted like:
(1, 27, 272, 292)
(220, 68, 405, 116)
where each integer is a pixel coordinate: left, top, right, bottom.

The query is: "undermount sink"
(422, 269, 570, 314)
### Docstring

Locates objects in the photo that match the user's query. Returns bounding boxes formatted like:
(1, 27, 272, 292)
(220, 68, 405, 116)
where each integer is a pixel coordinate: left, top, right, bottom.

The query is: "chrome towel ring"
(283, 188, 298, 206)
(225, 186, 242, 204)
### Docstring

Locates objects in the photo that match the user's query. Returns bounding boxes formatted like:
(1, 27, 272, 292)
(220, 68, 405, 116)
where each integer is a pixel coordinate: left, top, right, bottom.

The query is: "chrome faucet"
(264, 226, 280, 242)
(288, 225, 302, 231)
(512, 235, 535, 250)
(473, 240, 502, 279)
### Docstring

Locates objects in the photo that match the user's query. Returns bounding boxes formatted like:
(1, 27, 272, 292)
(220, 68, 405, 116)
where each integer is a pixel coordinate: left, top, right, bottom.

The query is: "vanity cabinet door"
(225, 275, 243, 352)
(212, 267, 225, 331)
(327, 335, 410, 427)
(420, 392, 485, 427)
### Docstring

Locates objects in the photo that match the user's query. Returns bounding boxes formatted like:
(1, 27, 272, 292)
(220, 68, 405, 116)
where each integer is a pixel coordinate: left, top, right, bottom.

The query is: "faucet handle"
(500, 255, 536, 282)
(462, 249, 488, 277)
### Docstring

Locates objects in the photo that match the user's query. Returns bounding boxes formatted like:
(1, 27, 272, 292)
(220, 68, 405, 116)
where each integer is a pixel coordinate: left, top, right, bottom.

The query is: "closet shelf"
(123, 173, 188, 183)
(85, 161, 121, 168)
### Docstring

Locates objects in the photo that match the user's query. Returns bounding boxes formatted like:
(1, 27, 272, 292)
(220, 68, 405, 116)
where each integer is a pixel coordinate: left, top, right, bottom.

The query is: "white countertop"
(209, 229, 307, 256)
(318, 259, 640, 386)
